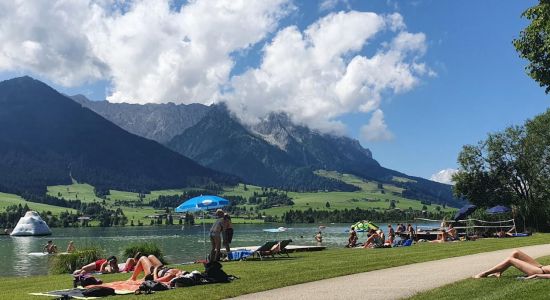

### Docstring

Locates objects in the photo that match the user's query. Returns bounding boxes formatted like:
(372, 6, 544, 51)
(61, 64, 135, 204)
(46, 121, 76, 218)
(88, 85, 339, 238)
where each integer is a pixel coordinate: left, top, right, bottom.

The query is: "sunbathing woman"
(363, 229, 382, 248)
(74, 256, 119, 275)
(128, 255, 183, 283)
(474, 249, 550, 279)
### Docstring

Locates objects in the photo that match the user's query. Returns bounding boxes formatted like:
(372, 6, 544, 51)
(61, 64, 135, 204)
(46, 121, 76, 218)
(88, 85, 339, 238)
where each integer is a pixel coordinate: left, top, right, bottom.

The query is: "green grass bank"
(409, 256, 550, 300)
(5, 234, 550, 300)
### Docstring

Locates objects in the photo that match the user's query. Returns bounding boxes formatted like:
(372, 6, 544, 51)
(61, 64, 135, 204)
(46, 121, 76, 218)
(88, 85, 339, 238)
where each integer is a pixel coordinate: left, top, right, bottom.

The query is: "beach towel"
(30, 281, 140, 299)
(228, 250, 253, 260)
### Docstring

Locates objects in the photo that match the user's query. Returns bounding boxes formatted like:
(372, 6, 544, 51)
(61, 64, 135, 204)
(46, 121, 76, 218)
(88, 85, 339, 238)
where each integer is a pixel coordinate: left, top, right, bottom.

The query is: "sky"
(0, 0, 549, 184)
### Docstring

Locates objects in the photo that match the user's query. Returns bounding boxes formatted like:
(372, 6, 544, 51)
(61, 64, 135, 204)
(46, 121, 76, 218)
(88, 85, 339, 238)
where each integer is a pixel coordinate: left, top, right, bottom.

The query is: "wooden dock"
(229, 245, 326, 253)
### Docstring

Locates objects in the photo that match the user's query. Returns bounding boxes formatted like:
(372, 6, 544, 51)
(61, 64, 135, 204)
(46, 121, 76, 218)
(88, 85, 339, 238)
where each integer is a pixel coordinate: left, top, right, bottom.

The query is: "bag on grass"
(73, 274, 102, 287)
(82, 286, 115, 297)
(204, 261, 230, 283)
(139, 280, 169, 293)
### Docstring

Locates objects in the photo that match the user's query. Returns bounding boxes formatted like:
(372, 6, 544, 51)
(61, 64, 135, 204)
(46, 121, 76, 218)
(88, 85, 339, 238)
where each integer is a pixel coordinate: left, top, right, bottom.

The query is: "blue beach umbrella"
(454, 204, 477, 221)
(175, 195, 229, 213)
(176, 195, 229, 260)
(486, 205, 511, 214)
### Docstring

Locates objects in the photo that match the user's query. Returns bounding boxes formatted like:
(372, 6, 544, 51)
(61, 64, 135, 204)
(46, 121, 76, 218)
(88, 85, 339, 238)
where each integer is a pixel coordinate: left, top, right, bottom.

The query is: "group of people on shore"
(346, 223, 416, 248)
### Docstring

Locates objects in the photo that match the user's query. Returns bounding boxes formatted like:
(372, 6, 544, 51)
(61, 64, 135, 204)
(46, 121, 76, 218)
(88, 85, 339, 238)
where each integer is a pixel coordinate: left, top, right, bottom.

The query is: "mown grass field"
(2, 234, 549, 299)
(0, 192, 76, 214)
(409, 256, 550, 300)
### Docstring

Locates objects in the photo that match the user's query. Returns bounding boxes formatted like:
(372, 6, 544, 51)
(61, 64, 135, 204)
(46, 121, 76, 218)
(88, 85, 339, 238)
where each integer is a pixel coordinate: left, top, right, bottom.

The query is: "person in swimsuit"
(66, 241, 76, 253)
(387, 224, 395, 245)
(222, 213, 234, 259)
(474, 249, 550, 279)
(363, 229, 382, 248)
(128, 255, 183, 283)
(73, 256, 119, 275)
(43, 240, 58, 254)
(209, 209, 225, 262)
(347, 227, 358, 248)
(446, 223, 458, 240)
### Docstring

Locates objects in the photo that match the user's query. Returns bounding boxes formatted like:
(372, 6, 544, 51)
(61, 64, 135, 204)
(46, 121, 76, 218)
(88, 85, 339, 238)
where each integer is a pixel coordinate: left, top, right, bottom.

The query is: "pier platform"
(230, 245, 326, 252)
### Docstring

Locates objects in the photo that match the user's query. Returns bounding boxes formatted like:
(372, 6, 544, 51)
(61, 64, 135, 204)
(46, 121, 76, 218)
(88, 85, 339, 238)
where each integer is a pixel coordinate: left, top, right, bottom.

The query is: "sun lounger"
(252, 241, 279, 260)
(274, 239, 293, 257)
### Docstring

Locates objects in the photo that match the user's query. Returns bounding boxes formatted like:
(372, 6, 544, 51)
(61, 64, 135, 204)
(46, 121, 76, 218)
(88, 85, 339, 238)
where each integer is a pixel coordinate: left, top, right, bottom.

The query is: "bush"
(50, 247, 103, 275)
(123, 242, 166, 264)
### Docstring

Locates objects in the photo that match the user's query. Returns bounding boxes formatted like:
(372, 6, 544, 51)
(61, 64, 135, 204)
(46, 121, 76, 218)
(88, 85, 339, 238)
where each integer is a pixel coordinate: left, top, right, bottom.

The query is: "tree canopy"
(453, 110, 550, 231)
(514, 0, 550, 93)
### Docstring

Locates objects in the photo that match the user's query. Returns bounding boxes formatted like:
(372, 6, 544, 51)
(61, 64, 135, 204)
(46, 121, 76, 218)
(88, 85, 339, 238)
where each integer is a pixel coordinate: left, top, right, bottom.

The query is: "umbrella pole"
(203, 210, 207, 261)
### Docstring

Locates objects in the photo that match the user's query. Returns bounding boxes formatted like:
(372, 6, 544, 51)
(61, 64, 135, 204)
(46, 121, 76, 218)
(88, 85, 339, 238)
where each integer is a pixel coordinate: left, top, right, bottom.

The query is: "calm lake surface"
(0, 222, 432, 277)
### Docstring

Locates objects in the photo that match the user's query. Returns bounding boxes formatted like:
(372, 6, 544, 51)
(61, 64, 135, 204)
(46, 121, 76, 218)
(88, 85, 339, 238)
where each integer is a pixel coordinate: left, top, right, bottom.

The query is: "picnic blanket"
(30, 281, 141, 299)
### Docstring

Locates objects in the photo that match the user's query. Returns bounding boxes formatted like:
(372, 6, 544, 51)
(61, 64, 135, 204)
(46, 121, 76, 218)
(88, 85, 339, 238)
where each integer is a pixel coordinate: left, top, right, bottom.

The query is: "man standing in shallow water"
(43, 240, 58, 254)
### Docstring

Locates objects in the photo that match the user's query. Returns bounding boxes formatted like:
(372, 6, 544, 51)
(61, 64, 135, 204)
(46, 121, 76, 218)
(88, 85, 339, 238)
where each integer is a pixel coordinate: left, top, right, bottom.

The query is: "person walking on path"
(209, 209, 225, 262)
(222, 212, 234, 260)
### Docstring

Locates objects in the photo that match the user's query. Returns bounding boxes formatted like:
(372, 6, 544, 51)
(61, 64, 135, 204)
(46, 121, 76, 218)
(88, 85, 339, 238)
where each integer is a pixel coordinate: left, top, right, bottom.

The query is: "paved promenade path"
(230, 243, 550, 300)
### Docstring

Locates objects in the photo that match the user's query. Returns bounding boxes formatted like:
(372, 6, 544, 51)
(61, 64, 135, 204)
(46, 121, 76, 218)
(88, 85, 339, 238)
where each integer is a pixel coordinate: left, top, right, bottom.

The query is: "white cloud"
(225, 11, 430, 134)
(430, 168, 458, 185)
(319, 0, 350, 11)
(360, 109, 393, 141)
(0, 2, 431, 139)
(0, 0, 292, 103)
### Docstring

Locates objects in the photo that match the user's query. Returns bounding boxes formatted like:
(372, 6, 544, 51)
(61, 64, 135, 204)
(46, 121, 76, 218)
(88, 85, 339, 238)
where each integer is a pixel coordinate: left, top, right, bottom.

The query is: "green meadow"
(7, 169, 454, 225)
(0, 192, 76, 214)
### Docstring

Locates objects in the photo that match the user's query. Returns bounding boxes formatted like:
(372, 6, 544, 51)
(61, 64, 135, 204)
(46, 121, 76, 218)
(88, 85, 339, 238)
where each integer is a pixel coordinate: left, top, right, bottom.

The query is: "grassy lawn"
(409, 256, 550, 300)
(4, 234, 549, 299)
(0, 192, 75, 214)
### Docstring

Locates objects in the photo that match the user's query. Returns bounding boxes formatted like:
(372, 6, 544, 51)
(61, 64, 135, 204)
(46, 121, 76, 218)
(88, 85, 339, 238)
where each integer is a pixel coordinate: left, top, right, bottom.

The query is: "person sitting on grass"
(128, 255, 183, 283)
(363, 229, 382, 248)
(474, 249, 550, 279)
(431, 229, 448, 243)
(346, 227, 358, 248)
(74, 256, 119, 275)
(447, 223, 458, 240)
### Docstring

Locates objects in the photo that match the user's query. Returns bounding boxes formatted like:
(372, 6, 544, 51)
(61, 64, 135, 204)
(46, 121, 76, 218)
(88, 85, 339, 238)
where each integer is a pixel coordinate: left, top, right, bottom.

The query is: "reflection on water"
(0, 223, 431, 277)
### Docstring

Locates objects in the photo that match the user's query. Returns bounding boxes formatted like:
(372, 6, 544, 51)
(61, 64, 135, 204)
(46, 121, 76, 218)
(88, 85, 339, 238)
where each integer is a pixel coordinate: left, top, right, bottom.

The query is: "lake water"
(0, 222, 435, 277)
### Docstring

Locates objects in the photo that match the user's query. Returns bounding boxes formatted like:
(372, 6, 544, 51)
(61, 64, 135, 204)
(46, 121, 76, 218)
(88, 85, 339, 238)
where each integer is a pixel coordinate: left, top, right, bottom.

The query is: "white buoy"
(10, 211, 52, 236)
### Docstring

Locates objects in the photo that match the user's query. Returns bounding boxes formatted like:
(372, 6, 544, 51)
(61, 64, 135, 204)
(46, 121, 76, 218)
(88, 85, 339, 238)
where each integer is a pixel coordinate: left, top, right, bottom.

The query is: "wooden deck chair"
(252, 241, 279, 260)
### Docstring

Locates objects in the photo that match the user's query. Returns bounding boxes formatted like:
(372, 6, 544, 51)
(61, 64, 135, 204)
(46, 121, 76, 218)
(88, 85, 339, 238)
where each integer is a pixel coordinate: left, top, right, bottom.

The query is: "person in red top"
(73, 256, 119, 275)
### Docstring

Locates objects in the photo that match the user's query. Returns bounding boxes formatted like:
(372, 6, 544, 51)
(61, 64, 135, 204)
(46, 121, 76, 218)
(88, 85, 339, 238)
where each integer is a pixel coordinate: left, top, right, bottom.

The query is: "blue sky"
(0, 0, 548, 182)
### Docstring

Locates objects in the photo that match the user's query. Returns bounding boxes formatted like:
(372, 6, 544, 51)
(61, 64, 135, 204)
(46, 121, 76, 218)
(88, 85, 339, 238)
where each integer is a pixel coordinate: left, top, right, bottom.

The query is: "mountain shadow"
(0, 77, 237, 197)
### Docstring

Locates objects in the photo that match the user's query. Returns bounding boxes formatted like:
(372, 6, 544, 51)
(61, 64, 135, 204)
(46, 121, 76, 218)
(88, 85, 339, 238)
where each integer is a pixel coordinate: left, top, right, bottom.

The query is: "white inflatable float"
(10, 211, 52, 236)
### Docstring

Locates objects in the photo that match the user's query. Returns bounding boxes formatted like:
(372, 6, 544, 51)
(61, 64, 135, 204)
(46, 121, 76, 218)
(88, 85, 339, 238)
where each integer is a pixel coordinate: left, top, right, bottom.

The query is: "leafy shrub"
(123, 242, 166, 264)
(50, 247, 103, 275)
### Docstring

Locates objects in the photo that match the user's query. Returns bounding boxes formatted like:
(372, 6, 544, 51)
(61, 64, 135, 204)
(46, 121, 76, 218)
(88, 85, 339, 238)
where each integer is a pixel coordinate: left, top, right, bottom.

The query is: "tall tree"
(453, 112, 550, 230)
(513, 0, 550, 93)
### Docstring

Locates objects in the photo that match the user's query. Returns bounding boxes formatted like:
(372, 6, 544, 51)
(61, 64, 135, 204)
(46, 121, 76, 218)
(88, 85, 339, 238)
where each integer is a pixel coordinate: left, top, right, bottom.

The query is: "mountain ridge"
(72, 95, 210, 143)
(0, 76, 237, 196)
